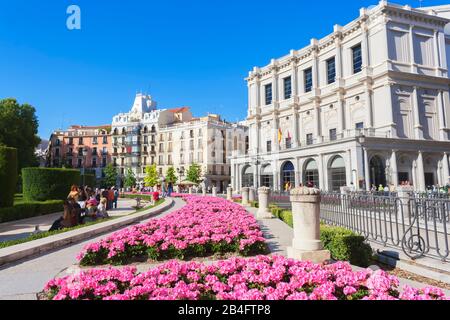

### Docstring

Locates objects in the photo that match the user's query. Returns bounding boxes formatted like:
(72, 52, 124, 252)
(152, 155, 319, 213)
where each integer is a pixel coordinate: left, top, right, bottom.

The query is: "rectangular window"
(352, 44, 362, 74)
(103, 136, 107, 144)
(93, 137, 98, 144)
(267, 141, 272, 153)
(330, 128, 337, 141)
(327, 57, 336, 84)
(79, 137, 83, 145)
(285, 137, 292, 149)
(284, 77, 292, 100)
(102, 157, 107, 167)
(92, 147, 97, 155)
(69, 138, 73, 145)
(304, 68, 313, 92)
(92, 158, 97, 167)
(306, 134, 313, 145)
(355, 122, 364, 130)
(265, 84, 273, 105)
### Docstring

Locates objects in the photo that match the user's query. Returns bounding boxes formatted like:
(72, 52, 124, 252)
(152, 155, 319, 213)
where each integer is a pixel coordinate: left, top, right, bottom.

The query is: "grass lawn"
(0, 198, 166, 249)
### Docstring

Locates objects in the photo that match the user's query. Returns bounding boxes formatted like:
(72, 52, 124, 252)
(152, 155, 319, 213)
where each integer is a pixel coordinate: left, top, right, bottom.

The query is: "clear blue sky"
(0, 0, 448, 139)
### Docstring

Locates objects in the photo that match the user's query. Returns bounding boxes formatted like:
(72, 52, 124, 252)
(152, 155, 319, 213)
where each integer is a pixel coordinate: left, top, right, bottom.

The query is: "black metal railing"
(320, 193, 450, 262)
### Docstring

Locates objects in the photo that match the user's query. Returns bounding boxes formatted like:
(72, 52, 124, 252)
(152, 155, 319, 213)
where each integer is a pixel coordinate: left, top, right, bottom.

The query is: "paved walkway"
(0, 198, 148, 243)
(244, 206, 450, 296)
(0, 198, 185, 300)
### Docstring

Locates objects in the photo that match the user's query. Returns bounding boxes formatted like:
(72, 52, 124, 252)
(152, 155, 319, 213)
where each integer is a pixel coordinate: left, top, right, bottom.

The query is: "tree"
(0, 98, 40, 171)
(144, 164, 159, 187)
(103, 164, 118, 188)
(124, 168, 136, 188)
(166, 167, 178, 185)
(186, 163, 202, 184)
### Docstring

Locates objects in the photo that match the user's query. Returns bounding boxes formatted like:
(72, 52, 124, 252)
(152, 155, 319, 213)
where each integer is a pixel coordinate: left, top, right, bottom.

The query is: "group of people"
(129, 182, 175, 197)
(49, 185, 119, 232)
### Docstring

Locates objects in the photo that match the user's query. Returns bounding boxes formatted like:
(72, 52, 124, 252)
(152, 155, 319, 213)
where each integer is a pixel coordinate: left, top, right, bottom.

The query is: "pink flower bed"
(44, 255, 448, 300)
(77, 196, 266, 266)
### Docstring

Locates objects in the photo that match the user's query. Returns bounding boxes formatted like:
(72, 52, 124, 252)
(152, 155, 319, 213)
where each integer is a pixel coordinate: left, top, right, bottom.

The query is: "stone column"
(257, 187, 272, 219)
(212, 186, 217, 197)
(364, 148, 371, 191)
(287, 188, 330, 263)
(397, 186, 413, 219)
(249, 187, 256, 202)
(227, 186, 233, 201)
(391, 150, 399, 187)
(241, 187, 250, 206)
(442, 153, 450, 186)
(417, 151, 426, 191)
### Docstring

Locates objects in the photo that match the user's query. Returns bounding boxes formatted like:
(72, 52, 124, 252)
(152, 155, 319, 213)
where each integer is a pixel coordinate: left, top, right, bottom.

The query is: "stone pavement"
(244, 206, 450, 296)
(0, 198, 145, 243)
(0, 198, 185, 300)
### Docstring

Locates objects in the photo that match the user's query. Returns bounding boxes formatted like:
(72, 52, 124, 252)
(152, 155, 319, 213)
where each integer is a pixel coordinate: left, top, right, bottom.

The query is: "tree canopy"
(124, 168, 136, 188)
(144, 164, 159, 187)
(186, 163, 202, 184)
(166, 167, 178, 185)
(0, 98, 40, 171)
(103, 164, 118, 188)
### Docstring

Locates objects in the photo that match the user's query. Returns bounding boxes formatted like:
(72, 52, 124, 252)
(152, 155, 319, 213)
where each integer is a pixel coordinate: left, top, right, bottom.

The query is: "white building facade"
(112, 94, 248, 191)
(231, 1, 450, 193)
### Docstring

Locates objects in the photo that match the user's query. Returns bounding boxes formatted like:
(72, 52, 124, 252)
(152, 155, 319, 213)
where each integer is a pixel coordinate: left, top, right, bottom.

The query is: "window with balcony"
(352, 44, 362, 74)
(168, 155, 172, 165)
(330, 128, 337, 141)
(159, 143, 164, 152)
(92, 158, 97, 168)
(306, 133, 313, 145)
(79, 137, 84, 145)
(93, 137, 98, 145)
(159, 155, 164, 165)
(78, 147, 83, 155)
(304, 68, 313, 92)
(102, 157, 107, 167)
(68, 138, 73, 145)
(327, 57, 336, 84)
(143, 157, 147, 166)
(284, 76, 292, 100)
(92, 147, 97, 155)
(102, 147, 107, 155)
(265, 83, 272, 105)
(190, 130, 194, 138)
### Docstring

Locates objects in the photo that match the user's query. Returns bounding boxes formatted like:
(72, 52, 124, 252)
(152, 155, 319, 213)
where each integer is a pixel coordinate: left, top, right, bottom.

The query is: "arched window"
(281, 161, 295, 190)
(122, 128, 126, 135)
(304, 159, 319, 188)
(242, 166, 254, 188)
(329, 156, 346, 192)
(113, 128, 118, 135)
(143, 126, 148, 133)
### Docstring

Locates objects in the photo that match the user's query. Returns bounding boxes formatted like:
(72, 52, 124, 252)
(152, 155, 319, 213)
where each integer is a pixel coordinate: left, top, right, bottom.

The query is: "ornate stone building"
(231, 1, 450, 192)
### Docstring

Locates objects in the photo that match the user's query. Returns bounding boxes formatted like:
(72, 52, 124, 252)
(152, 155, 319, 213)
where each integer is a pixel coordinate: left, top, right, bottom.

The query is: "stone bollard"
(189, 187, 193, 195)
(202, 188, 207, 196)
(256, 187, 272, 219)
(241, 187, 250, 206)
(212, 186, 217, 197)
(249, 188, 256, 202)
(397, 186, 413, 219)
(287, 187, 330, 264)
(227, 186, 233, 201)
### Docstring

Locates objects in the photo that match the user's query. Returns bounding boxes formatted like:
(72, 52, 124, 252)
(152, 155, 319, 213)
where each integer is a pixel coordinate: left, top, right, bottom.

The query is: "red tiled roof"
(168, 107, 190, 113)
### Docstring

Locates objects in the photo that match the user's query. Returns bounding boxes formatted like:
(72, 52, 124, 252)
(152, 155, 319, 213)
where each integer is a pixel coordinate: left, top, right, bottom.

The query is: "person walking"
(108, 187, 115, 210)
(113, 188, 119, 209)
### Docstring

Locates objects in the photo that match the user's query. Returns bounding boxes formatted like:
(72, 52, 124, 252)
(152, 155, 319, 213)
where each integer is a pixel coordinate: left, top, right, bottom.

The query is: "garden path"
(0, 197, 185, 300)
(0, 198, 145, 243)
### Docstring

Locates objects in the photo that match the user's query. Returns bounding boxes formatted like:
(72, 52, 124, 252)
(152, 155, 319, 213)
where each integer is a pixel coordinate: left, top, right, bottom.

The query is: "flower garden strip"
(44, 255, 448, 300)
(77, 196, 267, 266)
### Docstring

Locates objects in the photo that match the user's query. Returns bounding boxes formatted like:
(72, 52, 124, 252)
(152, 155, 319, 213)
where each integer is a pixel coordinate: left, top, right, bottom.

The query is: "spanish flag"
(278, 128, 283, 144)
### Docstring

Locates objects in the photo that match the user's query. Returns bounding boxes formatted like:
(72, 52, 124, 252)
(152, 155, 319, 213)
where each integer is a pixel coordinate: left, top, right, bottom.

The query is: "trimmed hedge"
(22, 168, 80, 201)
(270, 205, 373, 267)
(0, 200, 64, 223)
(0, 147, 18, 208)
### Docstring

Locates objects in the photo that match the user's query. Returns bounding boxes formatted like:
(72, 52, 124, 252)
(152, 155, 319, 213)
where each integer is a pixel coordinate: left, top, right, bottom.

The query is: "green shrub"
(280, 210, 293, 227)
(0, 147, 18, 208)
(320, 225, 373, 267)
(22, 168, 80, 201)
(271, 204, 373, 267)
(0, 200, 64, 223)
